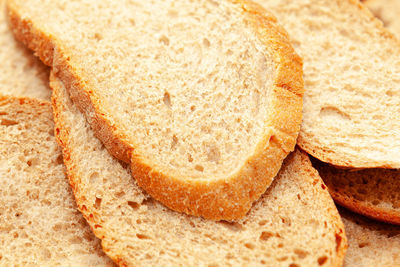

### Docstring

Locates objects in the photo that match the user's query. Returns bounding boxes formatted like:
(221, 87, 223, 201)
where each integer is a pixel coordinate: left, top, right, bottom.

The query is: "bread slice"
(7, 0, 304, 220)
(340, 208, 400, 266)
(256, 0, 400, 168)
(0, 96, 113, 266)
(312, 157, 400, 225)
(0, 0, 49, 100)
(51, 73, 346, 266)
(363, 0, 400, 37)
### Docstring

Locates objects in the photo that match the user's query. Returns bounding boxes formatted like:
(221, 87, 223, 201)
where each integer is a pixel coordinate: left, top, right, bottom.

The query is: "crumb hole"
(171, 135, 178, 150)
(159, 35, 170, 46)
(258, 220, 267, 226)
(129, 18, 136, 26)
(244, 243, 255, 249)
(318, 256, 328, 265)
(0, 112, 7, 115)
(136, 233, 150, 240)
(94, 197, 102, 209)
(1, 119, 18, 126)
(128, 201, 140, 210)
(89, 172, 100, 183)
(163, 92, 172, 108)
(56, 154, 64, 165)
(188, 154, 193, 162)
(190, 105, 196, 112)
(358, 242, 369, 248)
(260, 231, 273, 241)
(203, 38, 211, 47)
(94, 33, 103, 41)
(289, 264, 300, 267)
(294, 249, 308, 259)
(195, 165, 204, 172)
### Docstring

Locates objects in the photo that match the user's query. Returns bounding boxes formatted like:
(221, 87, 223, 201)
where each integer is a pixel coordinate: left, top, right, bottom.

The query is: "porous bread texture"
(363, 0, 400, 37)
(7, 0, 304, 220)
(0, 96, 114, 266)
(0, 0, 49, 100)
(340, 208, 400, 266)
(257, 0, 400, 168)
(312, 157, 400, 225)
(51, 75, 345, 267)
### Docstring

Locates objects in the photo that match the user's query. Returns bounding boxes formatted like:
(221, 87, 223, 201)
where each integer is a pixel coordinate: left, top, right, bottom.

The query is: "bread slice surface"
(0, 96, 114, 266)
(340, 208, 400, 267)
(257, 0, 400, 168)
(312, 157, 400, 225)
(7, 0, 304, 220)
(0, 0, 49, 99)
(52, 74, 346, 266)
(363, 0, 400, 37)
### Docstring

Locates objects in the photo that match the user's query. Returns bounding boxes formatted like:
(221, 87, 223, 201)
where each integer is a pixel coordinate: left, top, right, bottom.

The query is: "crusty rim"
(297, 0, 400, 169)
(7, 0, 303, 220)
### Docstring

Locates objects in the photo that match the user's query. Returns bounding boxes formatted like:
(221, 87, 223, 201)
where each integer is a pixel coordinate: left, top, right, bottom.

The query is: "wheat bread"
(0, 0, 49, 99)
(312, 157, 400, 225)
(0, 96, 114, 266)
(256, 0, 400, 168)
(7, 0, 304, 220)
(363, 0, 400, 37)
(51, 74, 346, 266)
(340, 208, 400, 266)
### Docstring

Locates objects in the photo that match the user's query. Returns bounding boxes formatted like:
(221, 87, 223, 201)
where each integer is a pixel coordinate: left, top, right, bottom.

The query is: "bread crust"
(7, 0, 303, 220)
(50, 78, 346, 265)
(295, 0, 400, 169)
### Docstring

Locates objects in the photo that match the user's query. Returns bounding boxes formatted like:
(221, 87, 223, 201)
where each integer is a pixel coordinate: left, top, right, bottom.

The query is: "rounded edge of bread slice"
(51, 74, 347, 266)
(312, 157, 400, 225)
(0, 95, 114, 266)
(7, 0, 304, 220)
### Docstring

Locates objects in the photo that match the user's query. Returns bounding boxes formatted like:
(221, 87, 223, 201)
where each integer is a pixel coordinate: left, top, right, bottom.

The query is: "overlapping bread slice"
(7, 0, 304, 220)
(257, 0, 400, 168)
(340, 208, 400, 266)
(363, 0, 400, 37)
(312, 158, 400, 225)
(51, 73, 346, 266)
(0, 0, 49, 99)
(0, 96, 114, 266)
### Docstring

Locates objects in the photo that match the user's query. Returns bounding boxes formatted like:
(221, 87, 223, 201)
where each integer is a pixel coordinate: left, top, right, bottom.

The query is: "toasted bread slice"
(0, 0, 49, 99)
(363, 0, 400, 37)
(312, 157, 400, 225)
(257, 0, 400, 168)
(340, 208, 400, 266)
(0, 96, 113, 266)
(51, 74, 345, 266)
(7, 0, 304, 220)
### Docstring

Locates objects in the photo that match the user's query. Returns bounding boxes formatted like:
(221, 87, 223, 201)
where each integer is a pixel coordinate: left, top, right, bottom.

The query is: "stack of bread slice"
(1, 0, 400, 265)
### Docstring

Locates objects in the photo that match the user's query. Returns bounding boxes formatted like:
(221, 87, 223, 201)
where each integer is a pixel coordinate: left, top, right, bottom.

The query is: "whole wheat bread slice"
(257, 0, 400, 168)
(7, 0, 304, 220)
(0, 0, 49, 100)
(312, 157, 400, 225)
(363, 0, 400, 37)
(340, 208, 400, 266)
(51, 74, 346, 266)
(0, 96, 114, 266)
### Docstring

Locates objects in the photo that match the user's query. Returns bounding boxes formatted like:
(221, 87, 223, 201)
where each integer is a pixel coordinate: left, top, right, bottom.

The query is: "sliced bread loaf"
(0, 96, 113, 266)
(312, 157, 400, 225)
(7, 0, 304, 220)
(0, 0, 49, 100)
(51, 74, 346, 266)
(257, 0, 400, 168)
(340, 208, 400, 266)
(363, 0, 400, 37)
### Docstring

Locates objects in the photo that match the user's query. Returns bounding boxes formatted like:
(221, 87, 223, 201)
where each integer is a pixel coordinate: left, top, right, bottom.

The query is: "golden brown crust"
(296, 0, 400, 169)
(7, 0, 303, 220)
